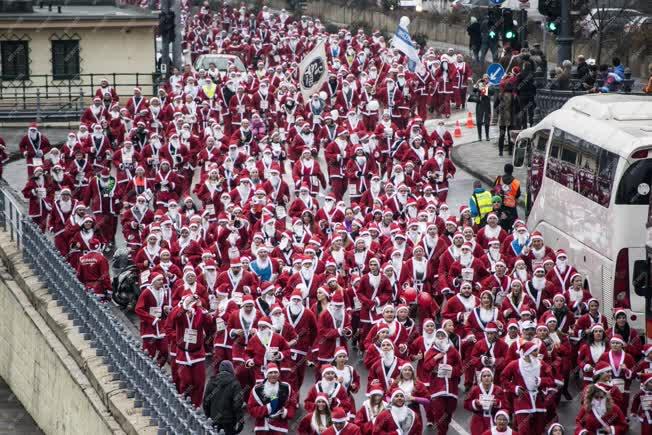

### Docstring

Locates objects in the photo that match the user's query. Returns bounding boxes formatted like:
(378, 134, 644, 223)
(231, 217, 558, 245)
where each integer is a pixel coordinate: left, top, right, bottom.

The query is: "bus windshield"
(616, 159, 652, 205)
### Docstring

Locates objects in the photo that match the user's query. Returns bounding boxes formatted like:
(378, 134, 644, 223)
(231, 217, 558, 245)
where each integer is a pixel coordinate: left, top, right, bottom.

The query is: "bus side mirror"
(513, 147, 526, 168)
(633, 259, 650, 297)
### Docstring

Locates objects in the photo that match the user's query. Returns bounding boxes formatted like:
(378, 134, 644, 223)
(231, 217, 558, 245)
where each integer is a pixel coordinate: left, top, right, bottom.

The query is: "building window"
(52, 40, 80, 80)
(1, 40, 29, 80)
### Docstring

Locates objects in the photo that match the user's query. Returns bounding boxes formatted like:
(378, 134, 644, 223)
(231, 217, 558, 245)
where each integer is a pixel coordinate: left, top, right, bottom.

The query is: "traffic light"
(546, 18, 560, 34)
(487, 7, 500, 41)
(502, 8, 516, 41)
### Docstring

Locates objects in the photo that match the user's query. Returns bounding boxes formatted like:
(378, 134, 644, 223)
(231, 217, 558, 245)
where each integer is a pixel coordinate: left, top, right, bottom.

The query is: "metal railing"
(0, 186, 24, 249)
(0, 72, 164, 120)
(0, 187, 216, 434)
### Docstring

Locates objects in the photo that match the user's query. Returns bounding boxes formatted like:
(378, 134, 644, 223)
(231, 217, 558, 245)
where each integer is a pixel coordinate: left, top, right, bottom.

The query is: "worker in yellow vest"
(493, 163, 521, 230)
(469, 180, 493, 226)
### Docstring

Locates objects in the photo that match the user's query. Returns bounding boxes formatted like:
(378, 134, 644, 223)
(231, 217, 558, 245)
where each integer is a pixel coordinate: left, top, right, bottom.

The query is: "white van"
(512, 94, 652, 333)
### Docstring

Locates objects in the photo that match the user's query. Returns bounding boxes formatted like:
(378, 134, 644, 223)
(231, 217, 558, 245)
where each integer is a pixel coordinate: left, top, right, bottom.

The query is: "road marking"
(450, 418, 471, 435)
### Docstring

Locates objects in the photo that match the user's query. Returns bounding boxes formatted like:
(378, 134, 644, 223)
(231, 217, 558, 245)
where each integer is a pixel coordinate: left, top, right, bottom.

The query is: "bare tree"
(579, 0, 639, 65)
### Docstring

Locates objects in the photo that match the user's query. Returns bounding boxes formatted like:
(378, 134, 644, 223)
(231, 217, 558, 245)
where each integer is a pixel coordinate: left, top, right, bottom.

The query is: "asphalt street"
(1, 110, 596, 433)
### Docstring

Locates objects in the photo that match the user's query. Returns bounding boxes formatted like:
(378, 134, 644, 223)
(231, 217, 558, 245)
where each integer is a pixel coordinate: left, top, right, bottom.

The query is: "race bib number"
(642, 395, 652, 411)
(140, 270, 151, 282)
(479, 394, 493, 411)
(149, 307, 162, 318)
(184, 328, 198, 344)
(215, 319, 226, 332)
(232, 292, 243, 305)
(353, 296, 361, 311)
(437, 363, 452, 378)
(205, 204, 215, 215)
(238, 105, 245, 114)
(32, 157, 43, 167)
(461, 267, 474, 282)
(260, 101, 268, 110)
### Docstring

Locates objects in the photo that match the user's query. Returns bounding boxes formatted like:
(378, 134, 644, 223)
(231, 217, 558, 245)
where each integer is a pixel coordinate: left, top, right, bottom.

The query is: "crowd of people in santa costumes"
(17, 2, 652, 434)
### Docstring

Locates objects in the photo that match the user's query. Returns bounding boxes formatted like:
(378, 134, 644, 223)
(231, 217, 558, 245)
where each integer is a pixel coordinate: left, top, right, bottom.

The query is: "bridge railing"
(0, 186, 216, 434)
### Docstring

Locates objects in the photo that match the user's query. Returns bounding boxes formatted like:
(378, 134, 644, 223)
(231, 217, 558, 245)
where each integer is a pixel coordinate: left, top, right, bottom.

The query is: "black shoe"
(486, 137, 490, 141)
(499, 153, 503, 156)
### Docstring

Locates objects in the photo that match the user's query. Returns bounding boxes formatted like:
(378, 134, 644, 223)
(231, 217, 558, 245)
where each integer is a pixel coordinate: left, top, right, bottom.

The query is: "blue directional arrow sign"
(489, 0, 506, 5)
(487, 63, 505, 86)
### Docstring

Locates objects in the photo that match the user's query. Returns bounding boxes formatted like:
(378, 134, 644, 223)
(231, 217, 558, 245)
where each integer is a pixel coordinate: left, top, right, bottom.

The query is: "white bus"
(512, 94, 652, 332)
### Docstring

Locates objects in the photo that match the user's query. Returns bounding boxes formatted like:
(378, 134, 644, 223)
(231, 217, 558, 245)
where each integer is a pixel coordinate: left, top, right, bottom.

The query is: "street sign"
(489, 0, 506, 5)
(487, 63, 505, 86)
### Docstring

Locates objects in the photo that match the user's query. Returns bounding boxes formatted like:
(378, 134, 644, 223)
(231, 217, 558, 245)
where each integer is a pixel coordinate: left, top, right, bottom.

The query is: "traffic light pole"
(556, 0, 573, 64)
(160, 0, 171, 77)
(171, 0, 182, 69)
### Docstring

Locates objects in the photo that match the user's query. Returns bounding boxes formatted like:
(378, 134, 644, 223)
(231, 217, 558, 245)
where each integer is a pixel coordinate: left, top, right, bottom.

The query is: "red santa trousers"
(142, 337, 168, 367)
(514, 412, 546, 435)
(177, 360, 206, 407)
(96, 214, 118, 244)
(211, 347, 232, 372)
(329, 176, 347, 202)
(431, 396, 457, 435)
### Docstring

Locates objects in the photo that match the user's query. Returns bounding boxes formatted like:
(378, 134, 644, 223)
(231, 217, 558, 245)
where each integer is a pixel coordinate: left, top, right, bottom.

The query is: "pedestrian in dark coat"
(203, 360, 245, 434)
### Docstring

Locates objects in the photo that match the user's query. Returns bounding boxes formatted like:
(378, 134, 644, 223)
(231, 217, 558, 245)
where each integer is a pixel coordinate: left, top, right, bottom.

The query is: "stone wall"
(0, 249, 123, 435)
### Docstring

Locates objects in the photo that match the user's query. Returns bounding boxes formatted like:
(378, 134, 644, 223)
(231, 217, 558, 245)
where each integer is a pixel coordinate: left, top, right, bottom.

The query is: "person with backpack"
(203, 360, 245, 434)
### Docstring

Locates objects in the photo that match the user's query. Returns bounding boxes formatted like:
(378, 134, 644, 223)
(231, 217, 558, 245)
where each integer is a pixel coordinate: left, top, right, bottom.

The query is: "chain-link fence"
(0, 187, 216, 434)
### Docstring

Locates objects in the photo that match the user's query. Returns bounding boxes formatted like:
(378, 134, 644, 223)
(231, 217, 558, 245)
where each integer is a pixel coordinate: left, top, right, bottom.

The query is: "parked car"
(578, 8, 643, 37)
(193, 54, 246, 73)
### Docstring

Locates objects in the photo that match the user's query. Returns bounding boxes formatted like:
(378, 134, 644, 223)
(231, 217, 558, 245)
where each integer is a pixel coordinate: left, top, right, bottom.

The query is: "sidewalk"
(450, 126, 527, 198)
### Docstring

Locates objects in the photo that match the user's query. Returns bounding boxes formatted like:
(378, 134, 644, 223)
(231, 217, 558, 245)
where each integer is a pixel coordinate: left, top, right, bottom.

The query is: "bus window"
(546, 129, 563, 183)
(529, 129, 549, 207)
(615, 159, 652, 205)
(596, 148, 619, 207)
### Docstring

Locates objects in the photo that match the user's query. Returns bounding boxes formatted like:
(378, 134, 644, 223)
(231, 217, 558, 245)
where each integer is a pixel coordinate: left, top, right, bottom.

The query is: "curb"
(450, 141, 528, 209)
(450, 141, 496, 187)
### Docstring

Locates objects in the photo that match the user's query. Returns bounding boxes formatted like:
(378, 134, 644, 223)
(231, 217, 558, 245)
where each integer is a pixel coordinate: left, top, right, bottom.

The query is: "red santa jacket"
(423, 344, 463, 398)
(501, 358, 555, 414)
(135, 286, 170, 339)
(316, 308, 352, 363)
(166, 304, 214, 365)
(248, 380, 297, 433)
(76, 250, 110, 294)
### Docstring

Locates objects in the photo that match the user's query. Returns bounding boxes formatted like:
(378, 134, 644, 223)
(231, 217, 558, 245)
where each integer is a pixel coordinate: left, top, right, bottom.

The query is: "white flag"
(299, 40, 328, 101)
(392, 16, 423, 73)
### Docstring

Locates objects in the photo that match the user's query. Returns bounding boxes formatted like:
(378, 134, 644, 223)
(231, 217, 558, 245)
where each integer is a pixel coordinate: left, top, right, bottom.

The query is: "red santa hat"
(260, 282, 275, 295)
(314, 392, 330, 407)
(609, 333, 625, 345)
(366, 379, 385, 397)
(289, 289, 303, 301)
(593, 361, 612, 377)
(613, 308, 627, 319)
(494, 410, 510, 424)
(321, 364, 336, 375)
(531, 231, 544, 241)
(257, 316, 273, 329)
(590, 323, 604, 333)
(485, 322, 498, 333)
(331, 407, 347, 423)
(507, 319, 520, 330)
(230, 258, 242, 268)
(241, 295, 255, 306)
(642, 373, 652, 386)
(643, 344, 652, 356)
(334, 347, 348, 359)
(381, 338, 394, 349)
(520, 341, 538, 356)
(265, 363, 279, 375)
(150, 272, 165, 284)
(375, 323, 390, 334)
(389, 387, 405, 401)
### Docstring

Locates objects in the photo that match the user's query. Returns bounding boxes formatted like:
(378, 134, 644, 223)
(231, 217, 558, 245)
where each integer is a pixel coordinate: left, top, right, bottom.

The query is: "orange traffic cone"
(466, 111, 475, 128)
(454, 120, 462, 138)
